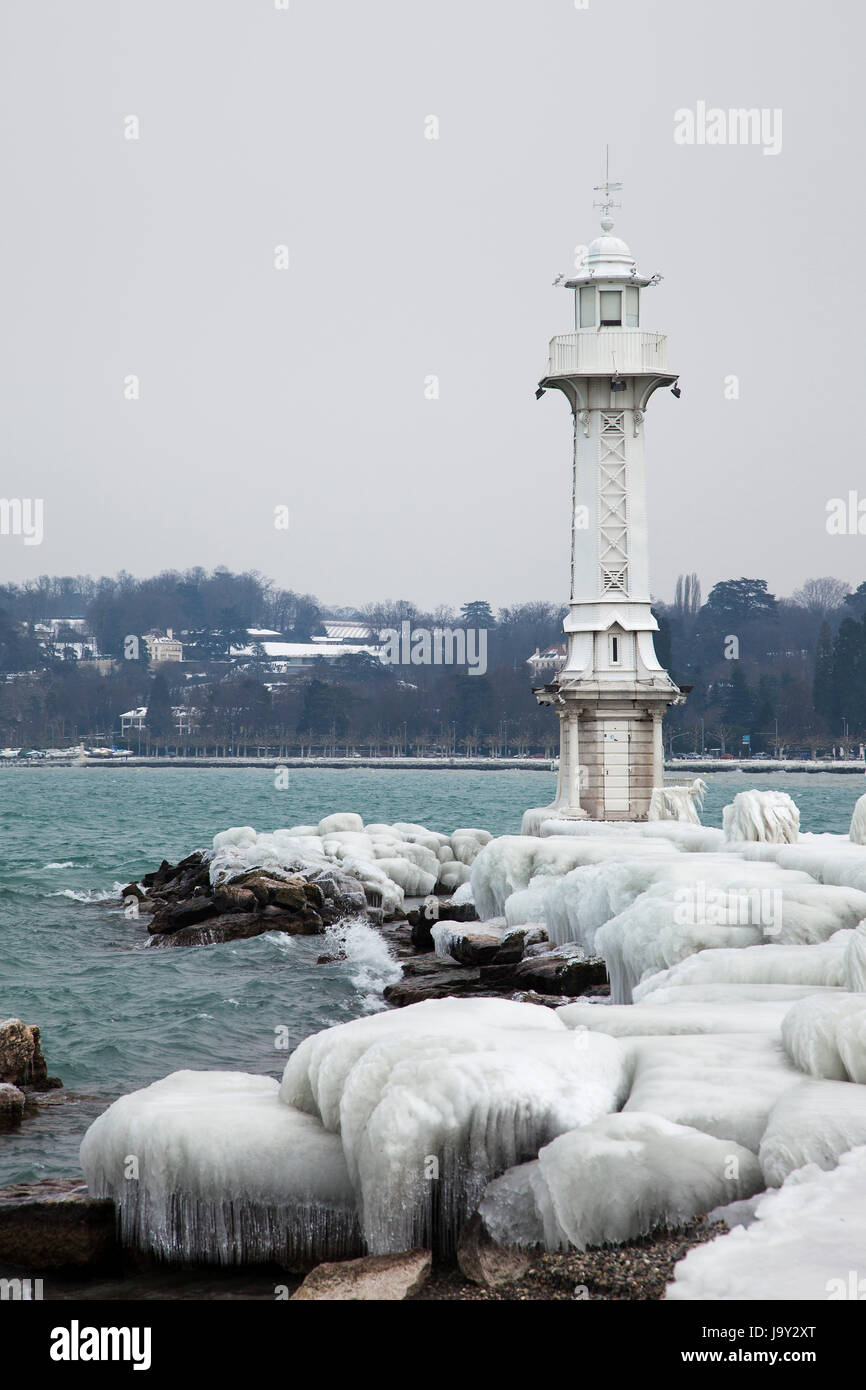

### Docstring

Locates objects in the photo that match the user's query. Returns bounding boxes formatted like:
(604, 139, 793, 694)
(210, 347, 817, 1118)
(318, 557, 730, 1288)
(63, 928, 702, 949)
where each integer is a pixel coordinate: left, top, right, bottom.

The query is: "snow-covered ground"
(80, 789, 866, 1299)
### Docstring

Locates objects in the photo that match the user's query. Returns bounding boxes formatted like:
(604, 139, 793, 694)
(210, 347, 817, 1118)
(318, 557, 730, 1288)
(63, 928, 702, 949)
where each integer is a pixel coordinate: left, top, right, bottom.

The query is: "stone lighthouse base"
(531, 684, 679, 827)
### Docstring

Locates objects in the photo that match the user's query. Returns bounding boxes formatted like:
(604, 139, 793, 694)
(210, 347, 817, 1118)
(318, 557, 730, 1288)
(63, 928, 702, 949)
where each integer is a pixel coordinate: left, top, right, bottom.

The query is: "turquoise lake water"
(0, 766, 862, 1185)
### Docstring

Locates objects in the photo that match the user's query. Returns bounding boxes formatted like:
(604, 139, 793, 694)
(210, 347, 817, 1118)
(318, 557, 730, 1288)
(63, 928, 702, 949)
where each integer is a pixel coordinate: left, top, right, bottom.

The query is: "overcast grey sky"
(1, 0, 862, 611)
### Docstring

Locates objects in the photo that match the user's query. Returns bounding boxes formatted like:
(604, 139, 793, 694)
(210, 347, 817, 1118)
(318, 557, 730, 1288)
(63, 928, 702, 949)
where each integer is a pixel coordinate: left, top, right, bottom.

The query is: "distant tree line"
(659, 574, 866, 756)
(2, 567, 864, 757)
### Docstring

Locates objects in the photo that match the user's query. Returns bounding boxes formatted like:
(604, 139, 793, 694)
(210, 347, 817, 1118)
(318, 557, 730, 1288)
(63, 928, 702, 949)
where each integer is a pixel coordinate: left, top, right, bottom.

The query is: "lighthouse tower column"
(531, 185, 684, 824)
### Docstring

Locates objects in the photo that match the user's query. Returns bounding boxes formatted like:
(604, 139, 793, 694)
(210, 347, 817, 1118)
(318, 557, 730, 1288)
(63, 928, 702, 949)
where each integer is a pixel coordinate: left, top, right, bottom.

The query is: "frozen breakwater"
(76, 788, 866, 1298)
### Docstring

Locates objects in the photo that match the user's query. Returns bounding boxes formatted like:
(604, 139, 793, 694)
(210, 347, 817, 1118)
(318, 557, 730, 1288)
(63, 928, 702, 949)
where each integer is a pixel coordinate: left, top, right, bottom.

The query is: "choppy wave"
(48, 883, 125, 904)
(322, 917, 402, 1010)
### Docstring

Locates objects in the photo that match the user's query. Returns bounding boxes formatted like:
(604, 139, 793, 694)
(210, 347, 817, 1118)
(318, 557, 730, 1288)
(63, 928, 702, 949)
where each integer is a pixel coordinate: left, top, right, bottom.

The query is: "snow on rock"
(722, 789, 800, 844)
(480, 1113, 762, 1252)
(759, 1078, 866, 1186)
(648, 779, 707, 824)
(621, 1033, 801, 1152)
(781, 993, 866, 1081)
(431, 920, 505, 964)
(80, 1071, 360, 1265)
(667, 1146, 866, 1300)
(278, 998, 627, 1254)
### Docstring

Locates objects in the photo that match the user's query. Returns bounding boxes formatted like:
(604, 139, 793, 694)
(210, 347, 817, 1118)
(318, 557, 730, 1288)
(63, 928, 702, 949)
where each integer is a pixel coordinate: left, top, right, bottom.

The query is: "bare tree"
(791, 577, 851, 618)
(674, 572, 702, 619)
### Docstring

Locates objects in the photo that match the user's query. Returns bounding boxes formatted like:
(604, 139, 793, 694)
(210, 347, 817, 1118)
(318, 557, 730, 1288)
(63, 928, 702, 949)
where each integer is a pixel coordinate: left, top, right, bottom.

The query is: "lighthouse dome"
(584, 218, 637, 276)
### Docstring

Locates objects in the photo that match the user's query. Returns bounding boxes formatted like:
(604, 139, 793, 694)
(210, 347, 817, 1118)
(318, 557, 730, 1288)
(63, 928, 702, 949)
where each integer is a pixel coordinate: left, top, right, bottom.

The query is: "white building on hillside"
(144, 629, 183, 663)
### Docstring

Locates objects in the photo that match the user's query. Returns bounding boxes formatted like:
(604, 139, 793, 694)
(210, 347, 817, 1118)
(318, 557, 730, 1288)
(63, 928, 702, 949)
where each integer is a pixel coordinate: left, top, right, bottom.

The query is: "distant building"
(231, 638, 381, 672)
(527, 643, 567, 680)
(318, 620, 377, 644)
(120, 705, 199, 735)
(144, 629, 183, 663)
(35, 617, 99, 663)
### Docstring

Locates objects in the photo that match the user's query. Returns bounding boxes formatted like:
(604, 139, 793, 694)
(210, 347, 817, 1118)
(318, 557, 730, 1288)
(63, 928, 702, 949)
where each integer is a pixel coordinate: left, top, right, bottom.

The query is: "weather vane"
(593, 145, 622, 222)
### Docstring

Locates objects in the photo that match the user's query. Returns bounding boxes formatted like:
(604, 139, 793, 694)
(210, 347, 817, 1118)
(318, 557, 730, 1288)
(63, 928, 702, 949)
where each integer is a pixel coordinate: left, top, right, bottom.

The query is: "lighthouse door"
(603, 722, 630, 814)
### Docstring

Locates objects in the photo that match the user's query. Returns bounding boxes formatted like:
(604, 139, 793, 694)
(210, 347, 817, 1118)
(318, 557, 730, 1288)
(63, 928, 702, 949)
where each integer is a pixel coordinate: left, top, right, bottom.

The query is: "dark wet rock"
(0, 1084, 25, 1129)
(0, 1178, 118, 1271)
(439, 901, 479, 924)
(148, 909, 324, 949)
(407, 896, 440, 951)
(480, 952, 608, 997)
(441, 927, 504, 967)
(213, 884, 258, 914)
(383, 968, 482, 1006)
(120, 882, 145, 902)
(502, 924, 548, 953)
(291, 1249, 432, 1301)
(130, 848, 345, 947)
(457, 1212, 533, 1288)
(307, 869, 368, 923)
(0, 1019, 62, 1091)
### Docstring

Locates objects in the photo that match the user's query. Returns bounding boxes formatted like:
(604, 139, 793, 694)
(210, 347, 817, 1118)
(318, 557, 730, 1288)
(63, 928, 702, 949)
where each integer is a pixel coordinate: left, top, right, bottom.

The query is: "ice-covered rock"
(557, 999, 792, 1037)
(318, 813, 365, 835)
(634, 933, 855, 998)
(649, 779, 707, 824)
(450, 829, 493, 866)
(667, 1146, 866, 1300)
(431, 921, 505, 965)
(279, 998, 627, 1254)
(781, 993, 866, 1081)
(722, 789, 800, 844)
(437, 862, 473, 892)
(849, 793, 866, 845)
(80, 1072, 360, 1266)
(480, 1113, 762, 1252)
(622, 1033, 800, 1151)
(759, 1078, 866, 1186)
(846, 924, 866, 991)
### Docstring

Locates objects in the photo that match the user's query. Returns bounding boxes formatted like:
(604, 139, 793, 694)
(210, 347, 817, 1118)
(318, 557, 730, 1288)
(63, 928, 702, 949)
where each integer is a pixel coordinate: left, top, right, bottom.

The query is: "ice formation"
(621, 1033, 800, 1152)
(667, 1147, 866, 1300)
(648, 778, 707, 824)
(850, 792, 866, 845)
(758, 1078, 866, 1185)
(206, 818, 497, 918)
(82, 793, 866, 1292)
(79, 1072, 360, 1265)
(781, 992, 866, 1082)
(722, 789, 800, 843)
(278, 998, 626, 1254)
(480, 1113, 762, 1252)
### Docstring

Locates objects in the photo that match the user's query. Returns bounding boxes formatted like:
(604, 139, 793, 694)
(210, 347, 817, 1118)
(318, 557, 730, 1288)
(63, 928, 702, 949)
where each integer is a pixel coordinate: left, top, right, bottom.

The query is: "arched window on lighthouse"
(610, 634, 621, 665)
(599, 290, 622, 326)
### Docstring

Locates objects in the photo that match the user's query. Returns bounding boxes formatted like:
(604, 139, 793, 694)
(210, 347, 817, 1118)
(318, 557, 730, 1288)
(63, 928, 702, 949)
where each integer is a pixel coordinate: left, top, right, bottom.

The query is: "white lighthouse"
(531, 176, 684, 823)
